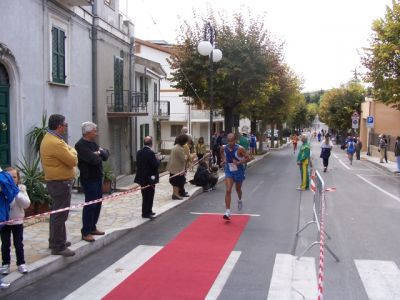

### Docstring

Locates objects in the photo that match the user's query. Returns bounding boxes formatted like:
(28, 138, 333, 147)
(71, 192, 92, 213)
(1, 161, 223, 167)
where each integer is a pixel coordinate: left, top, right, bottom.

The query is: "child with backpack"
(346, 137, 356, 165)
(0, 167, 30, 276)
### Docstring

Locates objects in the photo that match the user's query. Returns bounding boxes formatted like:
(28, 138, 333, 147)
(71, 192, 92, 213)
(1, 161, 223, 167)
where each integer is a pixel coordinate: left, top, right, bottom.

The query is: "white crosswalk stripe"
(267, 253, 318, 300)
(63, 246, 241, 300)
(63, 247, 400, 300)
(355, 259, 400, 299)
(63, 245, 162, 300)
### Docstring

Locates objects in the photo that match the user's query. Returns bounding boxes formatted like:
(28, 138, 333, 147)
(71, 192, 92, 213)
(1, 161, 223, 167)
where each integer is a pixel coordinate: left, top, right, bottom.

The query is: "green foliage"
(319, 82, 365, 134)
(169, 9, 285, 131)
(17, 156, 52, 205)
(303, 90, 325, 104)
(27, 112, 48, 156)
(102, 161, 116, 182)
(362, 1, 400, 110)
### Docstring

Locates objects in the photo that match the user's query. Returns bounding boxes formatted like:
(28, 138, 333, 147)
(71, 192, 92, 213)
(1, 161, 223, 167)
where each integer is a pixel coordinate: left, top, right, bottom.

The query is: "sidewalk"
(0, 151, 271, 297)
(361, 153, 399, 174)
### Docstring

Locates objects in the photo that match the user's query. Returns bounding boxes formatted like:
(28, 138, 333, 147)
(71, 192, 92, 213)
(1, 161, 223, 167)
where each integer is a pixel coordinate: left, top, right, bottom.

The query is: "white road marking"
(253, 180, 265, 192)
(190, 212, 261, 217)
(205, 251, 241, 300)
(355, 260, 400, 299)
(338, 159, 351, 170)
(267, 253, 317, 300)
(333, 153, 339, 159)
(357, 175, 400, 203)
(63, 245, 162, 300)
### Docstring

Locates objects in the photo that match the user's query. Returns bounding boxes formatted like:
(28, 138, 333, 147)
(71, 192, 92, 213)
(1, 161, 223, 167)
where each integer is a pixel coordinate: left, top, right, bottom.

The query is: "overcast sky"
(125, 0, 393, 92)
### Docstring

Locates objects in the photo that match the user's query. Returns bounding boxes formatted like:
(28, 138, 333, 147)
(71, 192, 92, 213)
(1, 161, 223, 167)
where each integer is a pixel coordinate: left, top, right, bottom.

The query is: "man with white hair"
(296, 134, 311, 191)
(75, 122, 109, 242)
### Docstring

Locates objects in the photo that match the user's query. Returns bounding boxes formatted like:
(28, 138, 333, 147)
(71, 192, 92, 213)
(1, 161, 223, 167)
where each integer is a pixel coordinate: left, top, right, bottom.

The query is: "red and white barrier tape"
(317, 192, 326, 300)
(0, 152, 212, 226)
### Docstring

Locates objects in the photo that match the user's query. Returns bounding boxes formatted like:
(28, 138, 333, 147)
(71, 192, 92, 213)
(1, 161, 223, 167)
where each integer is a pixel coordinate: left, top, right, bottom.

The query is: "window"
(139, 76, 148, 102)
(140, 124, 149, 148)
(171, 125, 183, 137)
(51, 26, 66, 84)
(154, 83, 158, 102)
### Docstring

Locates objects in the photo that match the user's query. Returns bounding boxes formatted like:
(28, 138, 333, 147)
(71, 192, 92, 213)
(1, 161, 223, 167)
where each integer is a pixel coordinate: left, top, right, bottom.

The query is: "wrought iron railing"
(153, 100, 170, 118)
(106, 90, 148, 114)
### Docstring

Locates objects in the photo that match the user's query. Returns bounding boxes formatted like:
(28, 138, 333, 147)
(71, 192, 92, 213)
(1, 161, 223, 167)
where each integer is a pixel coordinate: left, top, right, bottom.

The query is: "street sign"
(352, 118, 359, 129)
(352, 111, 360, 119)
(366, 116, 374, 128)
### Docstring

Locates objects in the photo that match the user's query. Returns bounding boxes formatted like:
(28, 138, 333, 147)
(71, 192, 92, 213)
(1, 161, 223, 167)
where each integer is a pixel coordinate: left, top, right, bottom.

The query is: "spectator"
(355, 137, 362, 160)
(0, 167, 30, 275)
(346, 137, 356, 165)
(320, 134, 333, 172)
(0, 170, 18, 289)
(75, 122, 109, 243)
(378, 134, 388, 163)
(190, 161, 218, 192)
(195, 137, 207, 161)
(167, 134, 189, 200)
(296, 134, 311, 191)
(134, 136, 162, 220)
(249, 133, 257, 155)
(40, 114, 77, 257)
(395, 136, 400, 173)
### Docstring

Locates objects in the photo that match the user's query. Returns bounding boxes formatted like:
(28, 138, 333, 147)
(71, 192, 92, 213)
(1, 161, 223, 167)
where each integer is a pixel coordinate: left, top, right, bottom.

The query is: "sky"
(125, 0, 394, 92)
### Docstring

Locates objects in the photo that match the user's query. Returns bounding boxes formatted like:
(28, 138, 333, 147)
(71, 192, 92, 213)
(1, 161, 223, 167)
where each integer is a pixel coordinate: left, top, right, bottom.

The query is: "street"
(4, 142, 400, 300)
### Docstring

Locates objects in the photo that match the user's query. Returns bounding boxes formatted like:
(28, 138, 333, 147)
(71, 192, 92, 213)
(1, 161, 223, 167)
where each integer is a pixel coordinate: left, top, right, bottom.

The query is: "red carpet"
(103, 214, 250, 300)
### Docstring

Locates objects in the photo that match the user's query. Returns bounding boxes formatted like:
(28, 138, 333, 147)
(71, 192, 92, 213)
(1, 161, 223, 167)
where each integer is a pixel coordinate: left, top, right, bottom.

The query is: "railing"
(190, 109, 224, 120)
(106, 90, 148, 115)
(153, 101, 170, 118)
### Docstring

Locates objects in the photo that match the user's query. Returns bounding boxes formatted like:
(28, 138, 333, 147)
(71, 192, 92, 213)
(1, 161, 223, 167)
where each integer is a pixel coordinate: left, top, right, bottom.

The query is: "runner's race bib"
(228, 163, 238, 172)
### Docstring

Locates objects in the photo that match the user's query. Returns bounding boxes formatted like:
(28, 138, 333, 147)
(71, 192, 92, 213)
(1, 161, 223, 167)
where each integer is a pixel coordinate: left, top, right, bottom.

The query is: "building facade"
(0, 0, 93, 167)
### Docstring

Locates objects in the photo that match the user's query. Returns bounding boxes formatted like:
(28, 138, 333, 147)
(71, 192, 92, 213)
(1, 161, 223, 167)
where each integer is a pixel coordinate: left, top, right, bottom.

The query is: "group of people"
(135, 127, 252, 221)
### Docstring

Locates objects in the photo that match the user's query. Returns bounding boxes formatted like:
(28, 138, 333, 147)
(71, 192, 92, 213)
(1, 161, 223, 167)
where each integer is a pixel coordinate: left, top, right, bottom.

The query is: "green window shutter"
(52, 26, 66, 84)
(145, 124, 149, 136)
(145, 78, 148, 102)
(114, 56, 124, 111)
(154, 83, 157, 102)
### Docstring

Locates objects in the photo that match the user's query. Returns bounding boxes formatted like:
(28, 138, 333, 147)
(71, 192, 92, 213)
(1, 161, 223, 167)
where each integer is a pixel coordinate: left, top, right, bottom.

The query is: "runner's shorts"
(224, 167, 245, 183)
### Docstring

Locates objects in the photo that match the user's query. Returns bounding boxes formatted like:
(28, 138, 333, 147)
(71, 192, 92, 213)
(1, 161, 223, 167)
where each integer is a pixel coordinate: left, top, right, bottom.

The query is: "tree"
(362, 1, 400, 110)
(319, 82, 365, 134)
(168, 10, 279, 132)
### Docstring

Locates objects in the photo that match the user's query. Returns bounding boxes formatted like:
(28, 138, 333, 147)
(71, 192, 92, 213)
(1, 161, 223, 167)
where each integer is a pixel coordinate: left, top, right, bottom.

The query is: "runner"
(221, 133, 251, 220)
(292, 133, 299, 154)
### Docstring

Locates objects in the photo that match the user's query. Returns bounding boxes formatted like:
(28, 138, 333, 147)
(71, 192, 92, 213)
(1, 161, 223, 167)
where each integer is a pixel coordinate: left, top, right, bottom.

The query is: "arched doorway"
(0, 63, 10, 167)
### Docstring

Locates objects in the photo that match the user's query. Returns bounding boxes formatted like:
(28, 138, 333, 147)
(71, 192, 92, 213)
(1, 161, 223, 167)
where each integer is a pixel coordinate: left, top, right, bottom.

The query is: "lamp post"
(197, 22, 223, 150)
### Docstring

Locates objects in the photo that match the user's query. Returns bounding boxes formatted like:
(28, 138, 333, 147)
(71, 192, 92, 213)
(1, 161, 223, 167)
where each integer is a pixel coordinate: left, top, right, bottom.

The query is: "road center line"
(357, 174, 400, 203)
(338, 159, 351, 170)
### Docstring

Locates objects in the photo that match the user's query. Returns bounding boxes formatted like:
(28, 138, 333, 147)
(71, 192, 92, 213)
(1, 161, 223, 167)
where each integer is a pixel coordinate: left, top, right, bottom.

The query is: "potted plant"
(102, 161, 115, 194)
(17, 156, 52, 216)
(27, 112, 48, 156)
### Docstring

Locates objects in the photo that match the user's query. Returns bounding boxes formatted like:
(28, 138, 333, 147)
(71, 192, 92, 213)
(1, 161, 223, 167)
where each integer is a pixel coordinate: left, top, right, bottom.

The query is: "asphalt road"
(4, 142, 400, 300)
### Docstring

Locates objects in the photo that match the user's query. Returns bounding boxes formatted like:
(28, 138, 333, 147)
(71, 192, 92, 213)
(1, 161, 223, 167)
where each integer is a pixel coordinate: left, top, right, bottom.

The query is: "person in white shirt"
(320, 134, 333, 172)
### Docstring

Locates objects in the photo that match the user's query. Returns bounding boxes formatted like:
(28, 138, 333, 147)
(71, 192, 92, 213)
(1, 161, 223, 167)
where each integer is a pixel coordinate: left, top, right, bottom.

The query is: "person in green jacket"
(296, 135, 311, 191)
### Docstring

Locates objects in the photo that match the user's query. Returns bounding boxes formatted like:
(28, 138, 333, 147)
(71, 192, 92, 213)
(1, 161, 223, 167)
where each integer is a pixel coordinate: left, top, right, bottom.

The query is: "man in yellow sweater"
(40, 114, 78, 257)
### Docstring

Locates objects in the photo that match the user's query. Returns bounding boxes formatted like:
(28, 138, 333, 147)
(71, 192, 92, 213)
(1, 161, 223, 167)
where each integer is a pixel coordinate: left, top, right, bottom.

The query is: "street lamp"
(197, 22, 222, 150)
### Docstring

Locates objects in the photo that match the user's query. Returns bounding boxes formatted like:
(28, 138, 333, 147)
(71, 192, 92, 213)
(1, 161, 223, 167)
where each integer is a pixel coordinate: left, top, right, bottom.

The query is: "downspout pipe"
(91, 1, 98, 124)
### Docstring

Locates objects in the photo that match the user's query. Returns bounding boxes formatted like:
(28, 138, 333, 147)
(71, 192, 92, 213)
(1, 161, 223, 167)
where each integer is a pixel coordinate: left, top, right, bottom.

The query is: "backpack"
(347, 141, 355, 153)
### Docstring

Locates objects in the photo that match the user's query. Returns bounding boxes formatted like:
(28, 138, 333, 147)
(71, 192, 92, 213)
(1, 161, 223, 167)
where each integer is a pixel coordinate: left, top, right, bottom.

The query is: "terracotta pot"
(102, 180, 112, 194)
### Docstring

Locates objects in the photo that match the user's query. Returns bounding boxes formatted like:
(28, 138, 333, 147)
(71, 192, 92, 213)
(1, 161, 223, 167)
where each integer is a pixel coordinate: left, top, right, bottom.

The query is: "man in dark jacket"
(75, 122, 109, 243)
(134, 136, 162, 219)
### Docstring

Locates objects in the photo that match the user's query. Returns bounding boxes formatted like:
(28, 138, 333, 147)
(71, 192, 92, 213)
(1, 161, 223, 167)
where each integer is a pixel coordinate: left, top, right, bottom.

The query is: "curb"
(0, 151, 271, 297)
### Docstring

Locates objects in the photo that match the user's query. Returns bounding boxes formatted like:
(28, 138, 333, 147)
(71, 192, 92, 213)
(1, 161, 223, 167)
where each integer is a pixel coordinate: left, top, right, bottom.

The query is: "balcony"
(153, 101, 170, 120)
(106, 90, 148, 118)
(191, 109, 224, 122)
(57, 0, 92, 6)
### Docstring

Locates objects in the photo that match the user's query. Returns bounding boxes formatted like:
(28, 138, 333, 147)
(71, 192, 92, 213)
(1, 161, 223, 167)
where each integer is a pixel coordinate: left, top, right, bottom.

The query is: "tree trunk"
(223, 106, 235, 134)
(250, 120, 257, 135)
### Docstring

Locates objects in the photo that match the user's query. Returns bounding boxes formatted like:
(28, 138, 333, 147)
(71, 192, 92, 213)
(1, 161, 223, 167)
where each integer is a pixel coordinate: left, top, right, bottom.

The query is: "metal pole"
(209, 23, 214, 150)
